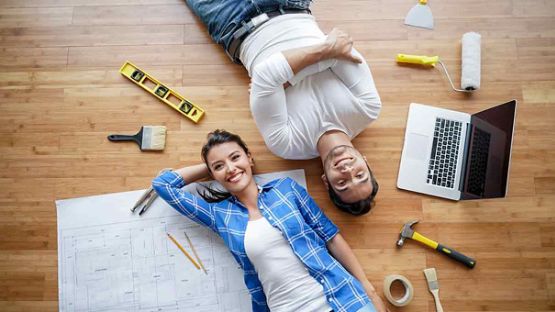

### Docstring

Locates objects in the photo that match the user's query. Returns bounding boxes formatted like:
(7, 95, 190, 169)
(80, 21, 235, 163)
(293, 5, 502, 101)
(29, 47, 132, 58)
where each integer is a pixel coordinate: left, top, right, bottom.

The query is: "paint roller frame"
(437, 60, 473, 93)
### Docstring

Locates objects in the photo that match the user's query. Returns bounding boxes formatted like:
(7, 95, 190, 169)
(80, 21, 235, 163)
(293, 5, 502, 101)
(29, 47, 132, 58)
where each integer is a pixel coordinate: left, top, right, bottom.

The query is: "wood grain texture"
(0, 0, 554, 311)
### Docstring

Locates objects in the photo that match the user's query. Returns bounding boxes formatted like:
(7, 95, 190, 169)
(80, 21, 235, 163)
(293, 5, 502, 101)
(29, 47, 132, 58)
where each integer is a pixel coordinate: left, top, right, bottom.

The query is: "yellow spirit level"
(119, 61, 205, 123)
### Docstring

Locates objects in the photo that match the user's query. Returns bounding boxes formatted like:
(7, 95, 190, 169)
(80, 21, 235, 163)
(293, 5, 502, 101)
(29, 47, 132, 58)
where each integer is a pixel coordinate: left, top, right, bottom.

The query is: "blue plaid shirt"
(152, 171, 372, 312)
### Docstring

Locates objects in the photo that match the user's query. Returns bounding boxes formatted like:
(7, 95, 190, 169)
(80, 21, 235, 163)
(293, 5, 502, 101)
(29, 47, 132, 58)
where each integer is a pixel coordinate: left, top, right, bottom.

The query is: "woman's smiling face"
(206, 141, 254, 194)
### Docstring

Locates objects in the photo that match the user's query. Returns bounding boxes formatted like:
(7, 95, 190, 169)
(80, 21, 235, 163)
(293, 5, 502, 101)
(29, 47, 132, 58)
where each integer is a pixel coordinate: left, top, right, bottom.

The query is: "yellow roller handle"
(419, 0, 427, 4)
(396, 54, 439, 67)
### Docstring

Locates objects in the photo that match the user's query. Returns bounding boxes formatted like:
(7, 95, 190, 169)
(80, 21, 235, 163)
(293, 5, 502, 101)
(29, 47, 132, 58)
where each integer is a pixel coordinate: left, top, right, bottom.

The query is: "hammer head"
(396, 220, 419, 247)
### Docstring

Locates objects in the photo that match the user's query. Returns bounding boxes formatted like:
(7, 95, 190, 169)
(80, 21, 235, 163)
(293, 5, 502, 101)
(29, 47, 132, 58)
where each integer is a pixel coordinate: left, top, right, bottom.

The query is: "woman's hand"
(174, 163, 210, 183)
(326, 234, 389, 312)
(324, 28, 363, 63)
(362, 280, 390, 312)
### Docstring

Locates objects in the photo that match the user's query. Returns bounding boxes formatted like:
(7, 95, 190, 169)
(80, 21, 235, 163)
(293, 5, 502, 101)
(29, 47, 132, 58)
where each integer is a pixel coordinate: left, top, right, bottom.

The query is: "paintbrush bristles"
(423, 268, 439, 291)
(141, 126, 167, 150)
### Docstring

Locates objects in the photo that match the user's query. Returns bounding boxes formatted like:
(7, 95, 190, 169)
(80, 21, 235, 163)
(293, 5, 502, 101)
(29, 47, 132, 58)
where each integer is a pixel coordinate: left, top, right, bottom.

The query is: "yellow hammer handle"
(412, 232, 439, 249)
(396, 54, 439, 67)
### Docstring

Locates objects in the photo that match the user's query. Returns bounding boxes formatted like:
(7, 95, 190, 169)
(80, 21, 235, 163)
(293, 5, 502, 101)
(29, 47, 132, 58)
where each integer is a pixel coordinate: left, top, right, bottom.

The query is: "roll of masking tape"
(383, 274, 414, 307)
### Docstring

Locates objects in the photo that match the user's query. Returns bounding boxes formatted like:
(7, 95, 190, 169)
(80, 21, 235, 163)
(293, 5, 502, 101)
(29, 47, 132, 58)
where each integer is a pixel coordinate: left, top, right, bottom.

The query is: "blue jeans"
(186, 0, 311, 53)
(330, 302, 377, 312)
(357, 302, 377, 312)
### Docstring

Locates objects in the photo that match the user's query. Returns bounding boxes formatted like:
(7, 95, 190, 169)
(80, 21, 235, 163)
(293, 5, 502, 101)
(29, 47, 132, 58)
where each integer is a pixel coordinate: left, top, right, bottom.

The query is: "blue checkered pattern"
(152, 171, 372, 312)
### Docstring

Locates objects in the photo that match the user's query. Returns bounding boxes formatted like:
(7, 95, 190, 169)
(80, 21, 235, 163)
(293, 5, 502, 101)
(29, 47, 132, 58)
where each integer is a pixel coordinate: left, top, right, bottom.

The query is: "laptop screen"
(462, 100, 517, 199)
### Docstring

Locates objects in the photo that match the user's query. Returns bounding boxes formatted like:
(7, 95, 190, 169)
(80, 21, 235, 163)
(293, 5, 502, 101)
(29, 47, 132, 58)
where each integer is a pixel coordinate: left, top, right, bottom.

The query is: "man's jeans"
(186, 0, 311, 53)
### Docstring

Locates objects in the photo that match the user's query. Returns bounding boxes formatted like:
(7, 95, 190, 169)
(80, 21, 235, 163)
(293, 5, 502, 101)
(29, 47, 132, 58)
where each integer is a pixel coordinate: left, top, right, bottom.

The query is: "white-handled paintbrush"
(423, 268, 443, 312)
(108, 126, 166, 151)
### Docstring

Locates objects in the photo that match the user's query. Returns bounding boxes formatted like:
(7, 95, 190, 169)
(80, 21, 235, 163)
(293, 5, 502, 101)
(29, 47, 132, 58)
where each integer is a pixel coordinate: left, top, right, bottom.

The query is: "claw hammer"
(397, 220, 476, 268)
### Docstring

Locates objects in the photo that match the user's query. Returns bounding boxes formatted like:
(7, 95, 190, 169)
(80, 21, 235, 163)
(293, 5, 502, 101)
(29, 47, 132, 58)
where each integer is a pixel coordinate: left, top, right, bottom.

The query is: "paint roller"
(396, 32, 481, 92)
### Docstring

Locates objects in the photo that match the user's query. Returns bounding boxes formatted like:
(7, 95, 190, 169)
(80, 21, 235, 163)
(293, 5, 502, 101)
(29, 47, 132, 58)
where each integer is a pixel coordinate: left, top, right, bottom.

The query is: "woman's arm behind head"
(152, 167, 217, 232)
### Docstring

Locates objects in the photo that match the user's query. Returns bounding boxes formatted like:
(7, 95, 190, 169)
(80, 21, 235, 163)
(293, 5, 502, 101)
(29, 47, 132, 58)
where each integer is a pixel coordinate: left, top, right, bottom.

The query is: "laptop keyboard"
(427, 118, 462, 188)
(465, 127, 491, 196)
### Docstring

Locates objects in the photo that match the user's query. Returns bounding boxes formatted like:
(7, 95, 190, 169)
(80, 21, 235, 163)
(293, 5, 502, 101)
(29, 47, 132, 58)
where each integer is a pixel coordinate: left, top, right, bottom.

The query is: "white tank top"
(244, 217, 332, 312)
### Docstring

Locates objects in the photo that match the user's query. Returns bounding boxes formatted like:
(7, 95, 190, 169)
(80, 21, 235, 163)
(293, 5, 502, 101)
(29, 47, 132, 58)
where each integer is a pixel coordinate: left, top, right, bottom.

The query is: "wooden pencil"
(184, 231, 208, 275)
(167, 233, 201, 270)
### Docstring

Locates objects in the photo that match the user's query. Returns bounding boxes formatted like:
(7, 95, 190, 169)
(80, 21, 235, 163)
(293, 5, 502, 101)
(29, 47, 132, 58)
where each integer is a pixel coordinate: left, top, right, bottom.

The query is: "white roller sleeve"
(461, 32, 481, 91)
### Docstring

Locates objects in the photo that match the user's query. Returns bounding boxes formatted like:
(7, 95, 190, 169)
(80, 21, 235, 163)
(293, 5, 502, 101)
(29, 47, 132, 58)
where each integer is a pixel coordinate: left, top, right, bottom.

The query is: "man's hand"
(324, 28, 363, 63)
(280, 28, 360, 75)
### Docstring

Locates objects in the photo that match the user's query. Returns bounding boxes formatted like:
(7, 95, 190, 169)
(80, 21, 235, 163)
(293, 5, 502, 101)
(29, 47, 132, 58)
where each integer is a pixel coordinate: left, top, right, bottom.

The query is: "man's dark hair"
(199, 129, 251, 203)
(327, 165, 379, 216)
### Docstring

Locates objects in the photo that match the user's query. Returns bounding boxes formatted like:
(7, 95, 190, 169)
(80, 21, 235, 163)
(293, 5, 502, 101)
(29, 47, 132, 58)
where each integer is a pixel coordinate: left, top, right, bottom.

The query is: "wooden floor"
(1, 0, 554, 311)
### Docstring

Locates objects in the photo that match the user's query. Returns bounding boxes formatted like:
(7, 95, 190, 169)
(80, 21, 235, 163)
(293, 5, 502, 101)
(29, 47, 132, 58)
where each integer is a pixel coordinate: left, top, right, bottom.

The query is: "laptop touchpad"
(405, 133, 429, 161)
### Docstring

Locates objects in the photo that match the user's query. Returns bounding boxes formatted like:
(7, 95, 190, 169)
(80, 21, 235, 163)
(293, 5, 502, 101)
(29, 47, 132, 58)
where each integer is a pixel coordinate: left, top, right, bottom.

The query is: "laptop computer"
(397, 100, 517, 200)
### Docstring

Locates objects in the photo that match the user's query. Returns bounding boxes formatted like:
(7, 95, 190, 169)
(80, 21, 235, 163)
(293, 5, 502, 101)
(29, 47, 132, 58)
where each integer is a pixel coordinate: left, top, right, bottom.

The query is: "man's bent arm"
(248, 28, 367, 157)
(250, 28, 362, 92)
(283, 28, 362, 75)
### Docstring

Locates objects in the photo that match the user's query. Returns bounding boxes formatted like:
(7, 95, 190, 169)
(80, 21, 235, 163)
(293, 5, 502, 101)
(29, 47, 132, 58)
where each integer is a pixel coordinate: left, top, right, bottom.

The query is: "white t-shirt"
(244, 217, 332, 312)
(240, 14, 382, 160)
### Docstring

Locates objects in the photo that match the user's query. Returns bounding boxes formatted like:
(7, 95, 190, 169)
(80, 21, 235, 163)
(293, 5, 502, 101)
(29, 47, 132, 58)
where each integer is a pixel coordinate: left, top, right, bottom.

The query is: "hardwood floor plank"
(0, 301, 58, 312)
(1, 0, 554, 310)
(513, 0, 555, 17)
(536, 178, 555, 195)
(0, 0, 182, 7)
(306, 17, 555, 41)
(182, 64, 249, 86)
(0, 66, 182, 88)
(424, 196, 555, 223)
(0, 47, 68, 68)
(522, 82, 555, 103)
(67, 43, 227, 66)
(312, 0, 514, 21)
(0, 7, 73, 27)
(71, 4, 195, 26)
(0, 25, 184, 48)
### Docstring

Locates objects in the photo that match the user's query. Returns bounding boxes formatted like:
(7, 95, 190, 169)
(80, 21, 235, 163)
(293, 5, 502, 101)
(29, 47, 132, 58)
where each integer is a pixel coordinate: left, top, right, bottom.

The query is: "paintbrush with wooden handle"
(108, 125, 166, 151)
(424, 268, 443, 312)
